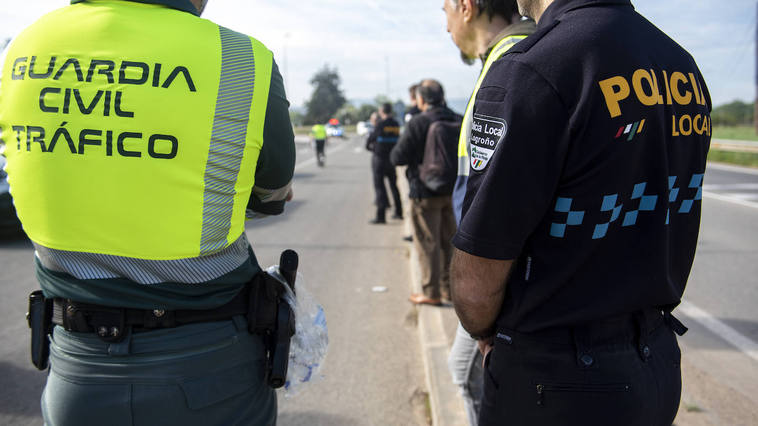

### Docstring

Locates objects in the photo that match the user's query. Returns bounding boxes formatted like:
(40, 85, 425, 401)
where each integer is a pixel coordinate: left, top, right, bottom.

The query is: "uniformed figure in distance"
(450, 0, 710, 425)
(366, 103, 403, 224)
(0, 0, 295, 424)
(441, 0, 535, 424)
(311, 122, 328, 167)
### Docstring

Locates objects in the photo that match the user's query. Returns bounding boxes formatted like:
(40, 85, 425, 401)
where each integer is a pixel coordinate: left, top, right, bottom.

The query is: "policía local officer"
(0, 0, 295, 424)
(366, 102, 403, 223)
(450, 0, 710, 425)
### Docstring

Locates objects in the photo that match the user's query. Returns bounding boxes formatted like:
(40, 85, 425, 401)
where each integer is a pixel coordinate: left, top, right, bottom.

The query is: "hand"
(285, 188, 294, 202)
(478, 337, 494, 367)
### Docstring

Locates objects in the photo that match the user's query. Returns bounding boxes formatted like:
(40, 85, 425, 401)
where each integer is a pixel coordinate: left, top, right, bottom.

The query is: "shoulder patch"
(470, 113, 507, 172)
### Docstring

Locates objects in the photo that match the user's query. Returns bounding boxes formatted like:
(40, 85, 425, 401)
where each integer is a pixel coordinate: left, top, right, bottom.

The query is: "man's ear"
(460, 0, 477, 23)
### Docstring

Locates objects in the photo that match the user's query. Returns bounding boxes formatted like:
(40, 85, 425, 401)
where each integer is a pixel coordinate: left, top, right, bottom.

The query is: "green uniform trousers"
(42, 316, 276, 426)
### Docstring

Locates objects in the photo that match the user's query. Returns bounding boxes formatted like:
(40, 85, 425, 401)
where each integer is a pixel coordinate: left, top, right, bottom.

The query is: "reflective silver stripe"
(34, 234, 251, 285)
(200, 26, 256, 255)
(457, 155, 469, 177)
(252, 181, 292, 203)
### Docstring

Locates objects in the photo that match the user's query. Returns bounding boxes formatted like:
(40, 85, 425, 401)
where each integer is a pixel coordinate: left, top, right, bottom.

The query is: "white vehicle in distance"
(356, 121, 373, 136)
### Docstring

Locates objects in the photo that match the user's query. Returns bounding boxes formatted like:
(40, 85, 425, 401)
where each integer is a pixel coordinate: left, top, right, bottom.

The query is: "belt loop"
(634, 311, 651, 362)
(664, 311, 688, 336)
(571, 325, 595, 369)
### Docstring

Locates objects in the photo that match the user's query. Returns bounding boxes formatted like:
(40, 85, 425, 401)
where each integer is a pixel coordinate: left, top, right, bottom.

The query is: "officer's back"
(464, 0, 710, 331)
(1, 1, 291, 424)
(370, 116, 401, 157)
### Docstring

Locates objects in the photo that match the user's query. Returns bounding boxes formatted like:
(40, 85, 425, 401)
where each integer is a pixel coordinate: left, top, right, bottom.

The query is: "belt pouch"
(27, 290, 53, 370)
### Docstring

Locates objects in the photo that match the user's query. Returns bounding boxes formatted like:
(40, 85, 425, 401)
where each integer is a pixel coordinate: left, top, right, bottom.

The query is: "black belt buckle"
(27, 291, 52, 371)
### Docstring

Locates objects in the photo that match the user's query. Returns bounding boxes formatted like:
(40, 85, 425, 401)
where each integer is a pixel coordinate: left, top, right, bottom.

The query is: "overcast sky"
(1, 0, 754, 108)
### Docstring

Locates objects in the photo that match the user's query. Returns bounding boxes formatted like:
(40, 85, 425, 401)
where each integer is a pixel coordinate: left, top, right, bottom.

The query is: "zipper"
(535, 382, 630, 406)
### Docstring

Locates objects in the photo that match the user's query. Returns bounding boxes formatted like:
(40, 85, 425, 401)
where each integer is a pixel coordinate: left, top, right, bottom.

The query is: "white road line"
(703, 190, 758, 210)
(677, 300, 758, 363)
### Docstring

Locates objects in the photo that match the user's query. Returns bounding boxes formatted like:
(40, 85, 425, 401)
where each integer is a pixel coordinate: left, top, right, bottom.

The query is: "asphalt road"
(2, 141, 757, 425)
(0, 135, 427, 426)
(673, 162, 758, 425)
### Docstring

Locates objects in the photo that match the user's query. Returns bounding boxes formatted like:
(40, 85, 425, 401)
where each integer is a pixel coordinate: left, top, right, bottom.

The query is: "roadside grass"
(713, 126, 758, 141)
(708, 149, 758, 168)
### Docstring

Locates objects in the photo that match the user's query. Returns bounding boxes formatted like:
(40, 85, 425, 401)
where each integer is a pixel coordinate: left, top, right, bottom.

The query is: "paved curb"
(397, 173, 467, 426)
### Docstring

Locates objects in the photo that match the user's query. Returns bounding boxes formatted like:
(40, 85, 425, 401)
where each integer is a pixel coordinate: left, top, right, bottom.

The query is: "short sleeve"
(452, 59, 570, 260)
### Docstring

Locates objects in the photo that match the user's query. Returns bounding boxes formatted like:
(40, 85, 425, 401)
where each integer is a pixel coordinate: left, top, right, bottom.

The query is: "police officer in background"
(366, 103, 403, 223)
(311, 122, 328, 167)
(0, 0, 295, 424)
(450, 0, 710, 424)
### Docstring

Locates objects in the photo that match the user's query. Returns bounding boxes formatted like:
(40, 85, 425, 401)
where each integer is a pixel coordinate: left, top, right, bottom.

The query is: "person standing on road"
(441, 1, 535, 424)
(391, 79, 462, 306)
(366, 103, 403, 224)
(0, 0, 295, 424)
(450, 0, 711, 424)
(404, 83, 422, 124)
(311, 122, 328, 167)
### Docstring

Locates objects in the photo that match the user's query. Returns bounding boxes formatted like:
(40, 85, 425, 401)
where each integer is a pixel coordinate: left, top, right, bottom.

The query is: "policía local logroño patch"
(470, 113, 507, 172)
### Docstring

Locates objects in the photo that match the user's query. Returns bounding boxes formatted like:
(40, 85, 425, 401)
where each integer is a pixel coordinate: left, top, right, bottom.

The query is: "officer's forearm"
(450, 248, 513, 339)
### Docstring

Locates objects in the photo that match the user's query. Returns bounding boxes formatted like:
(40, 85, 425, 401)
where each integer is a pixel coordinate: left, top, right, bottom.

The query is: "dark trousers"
(315, 139, 325, 156)
(480, 310, 682, 426)
(371, 155, 401, 212)
(411, 196, 456, 299)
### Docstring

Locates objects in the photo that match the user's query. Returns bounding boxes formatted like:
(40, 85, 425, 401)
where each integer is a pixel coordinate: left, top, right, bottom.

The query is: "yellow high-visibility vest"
(311, 124, 327, 140)
(457, 35, 529, 178)
(0, 0, 273, 260)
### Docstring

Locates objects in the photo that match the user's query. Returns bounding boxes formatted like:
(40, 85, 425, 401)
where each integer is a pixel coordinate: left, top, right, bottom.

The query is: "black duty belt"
(52, 285, 250, 342)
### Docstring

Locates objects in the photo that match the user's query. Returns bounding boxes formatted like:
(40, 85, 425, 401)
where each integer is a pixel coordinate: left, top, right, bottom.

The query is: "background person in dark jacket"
(391, 79, 462, 305)
(366, 103, 403, 223)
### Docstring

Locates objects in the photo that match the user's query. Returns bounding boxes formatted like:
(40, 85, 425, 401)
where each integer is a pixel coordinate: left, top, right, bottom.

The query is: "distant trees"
(712, 101, 754, 127)
(304, 65, 346, 125)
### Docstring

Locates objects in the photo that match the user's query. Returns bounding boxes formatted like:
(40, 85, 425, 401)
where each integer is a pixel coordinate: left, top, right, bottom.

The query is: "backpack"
(419, 119, 461, 195)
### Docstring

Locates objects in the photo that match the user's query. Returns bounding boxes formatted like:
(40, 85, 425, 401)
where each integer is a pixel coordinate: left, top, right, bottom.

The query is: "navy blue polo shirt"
(452, 0, 711, 332)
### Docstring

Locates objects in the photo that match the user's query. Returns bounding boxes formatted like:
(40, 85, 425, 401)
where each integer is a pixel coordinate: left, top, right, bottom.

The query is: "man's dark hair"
(409, 84, 419, 97)
(471, 0, 519, 21)
(418, 79, 445, 106)
(380, 103, 393, 115)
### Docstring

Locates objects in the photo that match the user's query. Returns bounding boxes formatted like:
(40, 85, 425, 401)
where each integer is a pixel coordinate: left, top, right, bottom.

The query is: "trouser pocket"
(534, 381, 630, 407)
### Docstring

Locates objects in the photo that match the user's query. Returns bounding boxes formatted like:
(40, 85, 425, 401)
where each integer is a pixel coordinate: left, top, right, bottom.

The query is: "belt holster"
(246, 272, 281, 335)
(246, 269, 297, 389)
(27, 290, 53, 370)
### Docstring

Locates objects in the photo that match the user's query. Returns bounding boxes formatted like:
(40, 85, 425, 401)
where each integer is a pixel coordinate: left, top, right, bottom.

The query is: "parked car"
(356, 121, 373, 136)
(0, 156, 24, 237)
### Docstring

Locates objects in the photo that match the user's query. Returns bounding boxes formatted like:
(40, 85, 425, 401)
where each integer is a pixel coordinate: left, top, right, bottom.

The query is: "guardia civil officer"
(441, 1, 534, 424)
(450, 0, 710, 425)
(366, 103, 403, 223)
(311, 123, 328, 167)
(0, 0, 295, 424)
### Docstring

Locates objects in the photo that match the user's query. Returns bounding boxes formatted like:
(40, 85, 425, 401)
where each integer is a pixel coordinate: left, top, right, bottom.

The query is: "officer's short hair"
(380, 103, 393, 115)
(418, 79, 445, 106)
(450, 0, 519, 21)
(409, 84, 419, 97)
